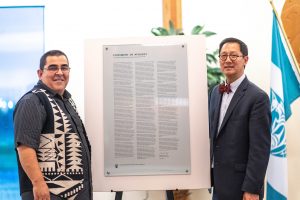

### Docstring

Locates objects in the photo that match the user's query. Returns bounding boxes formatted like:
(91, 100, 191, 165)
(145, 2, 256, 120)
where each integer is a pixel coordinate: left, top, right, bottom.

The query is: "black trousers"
(212, 191, 219, 200)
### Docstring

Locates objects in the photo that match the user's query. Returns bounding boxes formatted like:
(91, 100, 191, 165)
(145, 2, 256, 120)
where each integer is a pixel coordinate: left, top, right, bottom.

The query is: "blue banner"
(0, 6, 44, 200)
(267, 12, 300, 200)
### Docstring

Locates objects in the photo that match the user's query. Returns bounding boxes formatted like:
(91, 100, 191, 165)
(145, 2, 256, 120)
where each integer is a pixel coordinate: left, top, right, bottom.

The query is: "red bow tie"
(219, 83, 232, 94)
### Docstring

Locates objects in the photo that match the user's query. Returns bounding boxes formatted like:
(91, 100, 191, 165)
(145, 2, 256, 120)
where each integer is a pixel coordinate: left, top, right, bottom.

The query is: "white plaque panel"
(103, 44, 190, 176)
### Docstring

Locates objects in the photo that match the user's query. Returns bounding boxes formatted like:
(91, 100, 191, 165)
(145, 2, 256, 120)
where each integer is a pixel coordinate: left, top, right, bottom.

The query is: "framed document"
(103, 44, 190, 176)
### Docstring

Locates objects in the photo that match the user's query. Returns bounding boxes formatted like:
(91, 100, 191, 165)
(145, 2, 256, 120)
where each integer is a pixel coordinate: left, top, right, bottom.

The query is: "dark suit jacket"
(209, 77, 271, 200)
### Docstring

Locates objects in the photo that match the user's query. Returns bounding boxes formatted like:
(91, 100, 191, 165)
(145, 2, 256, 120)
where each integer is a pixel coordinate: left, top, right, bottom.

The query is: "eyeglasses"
(44, 64, 71, 72)
(219, 54, 244, 61)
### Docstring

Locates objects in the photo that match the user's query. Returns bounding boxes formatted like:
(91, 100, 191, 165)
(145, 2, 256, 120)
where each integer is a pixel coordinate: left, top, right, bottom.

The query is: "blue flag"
(267, 13, 300, 200)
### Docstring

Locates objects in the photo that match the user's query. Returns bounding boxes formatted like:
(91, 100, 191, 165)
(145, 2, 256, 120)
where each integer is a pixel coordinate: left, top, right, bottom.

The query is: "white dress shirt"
(218, 74, 246, 132)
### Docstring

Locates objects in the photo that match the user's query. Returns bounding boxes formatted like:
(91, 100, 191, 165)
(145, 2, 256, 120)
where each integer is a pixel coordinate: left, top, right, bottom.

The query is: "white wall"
(1, 0, 299, 199)
(1, 0, 273, 114)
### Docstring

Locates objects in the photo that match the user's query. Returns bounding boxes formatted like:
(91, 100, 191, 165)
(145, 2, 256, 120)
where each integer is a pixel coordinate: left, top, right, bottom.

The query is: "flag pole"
(269, 0, 300, 76)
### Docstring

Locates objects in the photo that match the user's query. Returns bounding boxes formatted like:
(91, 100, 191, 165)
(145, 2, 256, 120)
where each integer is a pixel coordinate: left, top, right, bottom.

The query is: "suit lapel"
(217, 77, 249, 136)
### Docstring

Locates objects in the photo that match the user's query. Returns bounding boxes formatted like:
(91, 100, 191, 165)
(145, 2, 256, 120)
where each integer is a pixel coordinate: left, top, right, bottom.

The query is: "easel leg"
(115, 191, 123, 200)
(166, 190, 174, 200)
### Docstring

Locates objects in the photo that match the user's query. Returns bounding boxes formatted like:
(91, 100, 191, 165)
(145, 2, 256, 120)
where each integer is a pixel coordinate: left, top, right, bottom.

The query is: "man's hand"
(243, 192, 259, 200)
(32, 178, 50, 200)
(17, 145, 50, 200)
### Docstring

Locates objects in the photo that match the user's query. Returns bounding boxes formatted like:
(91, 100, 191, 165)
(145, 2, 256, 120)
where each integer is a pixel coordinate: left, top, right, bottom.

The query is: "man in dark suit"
(209, 37, 271, 200)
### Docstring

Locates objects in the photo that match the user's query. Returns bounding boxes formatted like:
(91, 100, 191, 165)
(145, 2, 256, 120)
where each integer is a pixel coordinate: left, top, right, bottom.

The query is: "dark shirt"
(14, 81, 92, 200)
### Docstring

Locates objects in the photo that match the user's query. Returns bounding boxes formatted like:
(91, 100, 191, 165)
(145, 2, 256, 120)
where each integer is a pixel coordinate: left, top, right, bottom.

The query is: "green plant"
(151, 21, 224, 91)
